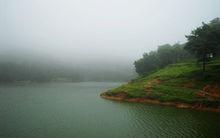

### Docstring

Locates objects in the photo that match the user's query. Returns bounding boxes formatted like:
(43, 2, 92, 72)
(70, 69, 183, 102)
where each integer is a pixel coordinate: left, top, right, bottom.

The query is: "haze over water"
(0, 1, 220, 138)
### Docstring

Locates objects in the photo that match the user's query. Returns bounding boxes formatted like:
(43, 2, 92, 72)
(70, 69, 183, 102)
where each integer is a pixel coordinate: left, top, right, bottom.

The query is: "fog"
(0, 0, 220, 81)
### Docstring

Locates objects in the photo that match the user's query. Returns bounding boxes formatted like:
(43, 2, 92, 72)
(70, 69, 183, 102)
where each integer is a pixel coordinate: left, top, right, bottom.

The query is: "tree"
(134, 51, 159, 75)
(185, 18, 220, 72)
(134, 43, 191, 76)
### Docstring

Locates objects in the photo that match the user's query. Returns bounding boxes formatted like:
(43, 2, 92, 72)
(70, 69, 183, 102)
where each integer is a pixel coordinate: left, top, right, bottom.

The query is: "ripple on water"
(116, 102, 220, 138)
(1, 82, 220, 138)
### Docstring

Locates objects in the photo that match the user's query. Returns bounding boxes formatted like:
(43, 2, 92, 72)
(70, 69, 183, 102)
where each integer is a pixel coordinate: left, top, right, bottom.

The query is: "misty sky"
(1, 0, 220, 64)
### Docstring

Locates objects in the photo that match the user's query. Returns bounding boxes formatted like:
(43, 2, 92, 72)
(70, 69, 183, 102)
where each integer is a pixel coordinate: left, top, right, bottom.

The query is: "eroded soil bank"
(100, 92, 220, 112)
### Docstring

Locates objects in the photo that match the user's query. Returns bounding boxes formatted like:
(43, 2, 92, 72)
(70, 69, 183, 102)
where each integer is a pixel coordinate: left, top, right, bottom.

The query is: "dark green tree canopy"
(134, 43, 191, 75)
(184, 18, 220, 72)
(185, 18, 220, 58)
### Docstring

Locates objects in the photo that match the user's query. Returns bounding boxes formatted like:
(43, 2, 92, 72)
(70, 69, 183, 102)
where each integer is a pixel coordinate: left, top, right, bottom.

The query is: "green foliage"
(134, 43, 192, 76)
(107, 18, 220, 107)
(110, 81, 146, 98)
(135, 18, 220, 76)
(152, 85, 196, 103)
(185, 18, 220, 71)
(108, 59, 220, 104)
(149, 62, 199, 78)
(185, 18, 220, 58)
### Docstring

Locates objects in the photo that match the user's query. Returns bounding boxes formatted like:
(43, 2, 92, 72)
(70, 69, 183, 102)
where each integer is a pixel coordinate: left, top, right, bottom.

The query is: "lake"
(0, 82, 219, 138)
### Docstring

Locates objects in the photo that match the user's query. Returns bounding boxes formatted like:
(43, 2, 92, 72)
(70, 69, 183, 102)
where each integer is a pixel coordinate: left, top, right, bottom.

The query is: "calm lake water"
(0, 82, 219, 138)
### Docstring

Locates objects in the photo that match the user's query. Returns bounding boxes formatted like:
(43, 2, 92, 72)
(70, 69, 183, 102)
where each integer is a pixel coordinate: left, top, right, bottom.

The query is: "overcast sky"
(1, 0, 220, 64)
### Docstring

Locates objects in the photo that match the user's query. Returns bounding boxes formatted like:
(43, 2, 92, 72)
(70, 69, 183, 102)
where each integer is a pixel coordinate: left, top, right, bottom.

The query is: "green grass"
(107, 59, 220, 104)
(110, 81, 146, 98)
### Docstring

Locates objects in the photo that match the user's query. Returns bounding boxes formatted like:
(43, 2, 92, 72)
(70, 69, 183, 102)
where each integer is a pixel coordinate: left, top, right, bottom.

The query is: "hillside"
(101, 59, 220, 112)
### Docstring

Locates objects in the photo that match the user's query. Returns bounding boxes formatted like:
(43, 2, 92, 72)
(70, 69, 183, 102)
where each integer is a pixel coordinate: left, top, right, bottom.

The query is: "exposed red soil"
(144, 79, 162, 94)
(100, 92, 220, 112)
(197, 84, 220, 100)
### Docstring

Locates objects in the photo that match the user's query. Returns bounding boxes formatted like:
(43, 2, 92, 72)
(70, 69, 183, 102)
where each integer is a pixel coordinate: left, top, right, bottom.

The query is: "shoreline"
(100, 92, 220, 113)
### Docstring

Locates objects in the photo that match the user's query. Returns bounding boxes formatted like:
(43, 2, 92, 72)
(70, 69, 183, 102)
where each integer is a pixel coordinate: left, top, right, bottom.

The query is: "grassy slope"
(105, 59, 220, 107)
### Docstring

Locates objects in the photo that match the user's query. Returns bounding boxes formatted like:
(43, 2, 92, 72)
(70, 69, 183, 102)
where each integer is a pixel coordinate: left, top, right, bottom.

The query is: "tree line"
(0, 62, 81, 82)
(134, 43, 192, 75)
(0, 61, 134, 83)
(134, 18, 220, 76)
